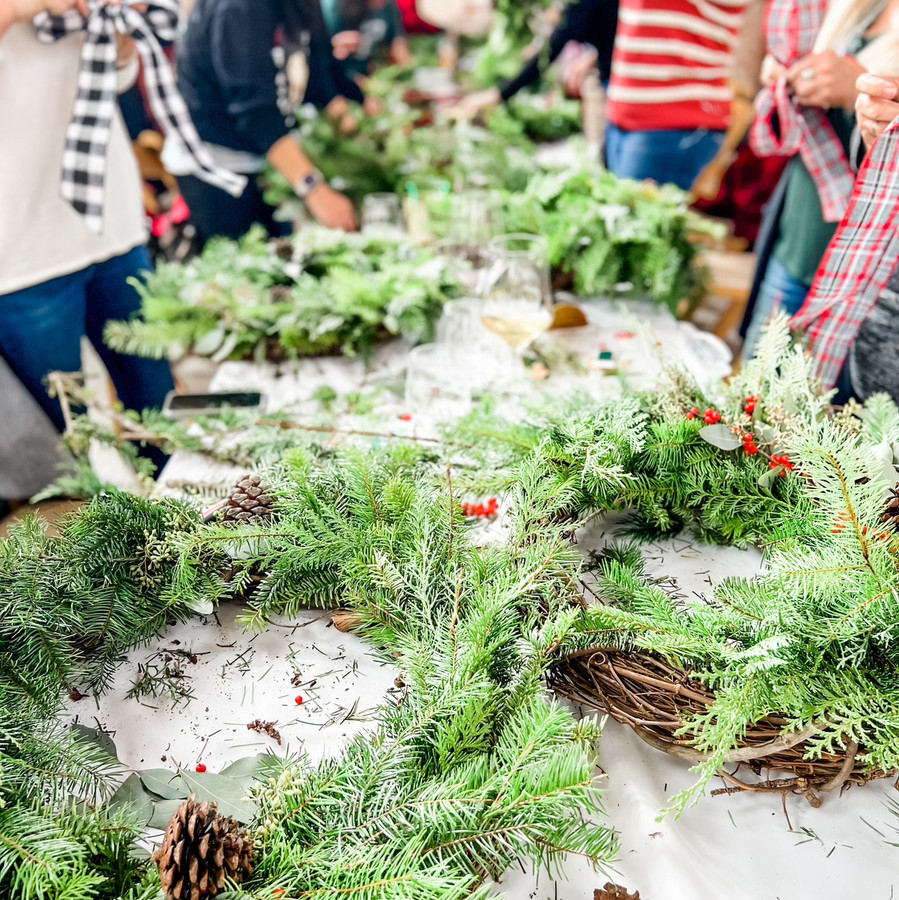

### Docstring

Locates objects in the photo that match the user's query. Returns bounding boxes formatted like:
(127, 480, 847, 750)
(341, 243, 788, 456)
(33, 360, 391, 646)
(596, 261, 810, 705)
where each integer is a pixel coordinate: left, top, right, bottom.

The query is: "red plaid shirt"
(792, 120, 899, 387)
(750, 0, 856, 223)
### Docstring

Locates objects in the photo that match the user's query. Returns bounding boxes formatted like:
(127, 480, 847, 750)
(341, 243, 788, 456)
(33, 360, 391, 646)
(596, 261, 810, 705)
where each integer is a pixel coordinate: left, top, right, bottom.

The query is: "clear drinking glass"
(361, 193, 406, 240)
(479, 234, 553, 367)
(404, 343, 472, 421)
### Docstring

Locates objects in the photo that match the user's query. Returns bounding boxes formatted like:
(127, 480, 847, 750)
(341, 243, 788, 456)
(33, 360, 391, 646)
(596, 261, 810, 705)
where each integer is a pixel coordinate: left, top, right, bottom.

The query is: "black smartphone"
(162, 391, 265, 419)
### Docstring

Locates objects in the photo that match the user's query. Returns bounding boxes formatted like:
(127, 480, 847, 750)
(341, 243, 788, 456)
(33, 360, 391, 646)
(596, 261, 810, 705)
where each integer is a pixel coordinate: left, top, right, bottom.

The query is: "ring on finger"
(801, 68, 816, 81)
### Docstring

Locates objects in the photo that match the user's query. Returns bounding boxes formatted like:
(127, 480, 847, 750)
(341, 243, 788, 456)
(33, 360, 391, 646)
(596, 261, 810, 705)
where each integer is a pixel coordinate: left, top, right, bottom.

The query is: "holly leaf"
(140, 769, 188, 801)
(699, 424, 742, 451)
(178, 771, 258, 823)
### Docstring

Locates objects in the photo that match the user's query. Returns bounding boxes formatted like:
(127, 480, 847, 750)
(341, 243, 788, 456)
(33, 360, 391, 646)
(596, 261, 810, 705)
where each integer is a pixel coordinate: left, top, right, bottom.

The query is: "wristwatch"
(293, 169, 326, 199)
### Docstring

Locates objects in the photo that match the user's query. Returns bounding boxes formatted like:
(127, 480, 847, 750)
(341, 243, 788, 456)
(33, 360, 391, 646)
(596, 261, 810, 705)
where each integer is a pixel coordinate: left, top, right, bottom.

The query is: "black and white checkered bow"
(34, 0, 246, 233)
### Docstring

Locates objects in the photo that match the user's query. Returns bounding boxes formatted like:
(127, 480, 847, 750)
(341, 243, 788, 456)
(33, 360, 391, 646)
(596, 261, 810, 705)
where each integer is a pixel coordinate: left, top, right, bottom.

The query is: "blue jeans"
(743, 257, 810, 360)
(605, 123, 725, 190)
(0, 246, 174, 433)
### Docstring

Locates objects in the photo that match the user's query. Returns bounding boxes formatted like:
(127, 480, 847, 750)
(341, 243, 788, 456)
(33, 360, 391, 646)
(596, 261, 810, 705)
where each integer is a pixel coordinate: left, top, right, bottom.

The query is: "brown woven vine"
(547, 646, 889, 805)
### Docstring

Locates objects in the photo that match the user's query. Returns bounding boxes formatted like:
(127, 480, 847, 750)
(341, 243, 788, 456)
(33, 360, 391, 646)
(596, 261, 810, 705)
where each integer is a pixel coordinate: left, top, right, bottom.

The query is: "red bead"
(195, 764, 207, 773)
(295, 696, 304, 705)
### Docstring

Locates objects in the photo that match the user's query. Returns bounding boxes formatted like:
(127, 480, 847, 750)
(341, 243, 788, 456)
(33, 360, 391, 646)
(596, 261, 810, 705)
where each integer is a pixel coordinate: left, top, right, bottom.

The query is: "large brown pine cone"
(153, 796, 255, 900)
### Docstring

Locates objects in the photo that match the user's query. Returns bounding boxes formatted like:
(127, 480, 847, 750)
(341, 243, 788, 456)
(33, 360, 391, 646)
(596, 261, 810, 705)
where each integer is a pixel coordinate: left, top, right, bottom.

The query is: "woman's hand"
(786, 50, 866, 110)
(760, 54, 785, 89)
(856, 73, 899, 149)
(331, 30, 361, 61)
(562, 43, 598, 98)
(445, 87, 501, 121)
(304, 183, 358, 231)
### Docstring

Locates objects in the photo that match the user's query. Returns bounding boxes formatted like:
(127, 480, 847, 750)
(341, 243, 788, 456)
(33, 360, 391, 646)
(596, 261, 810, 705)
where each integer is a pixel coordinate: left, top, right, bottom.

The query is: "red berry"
(742, 433, 754, 443)
(744, 443, 759, 456)
(399, 414, 412, 422)
(295, 696, 304, 705)
(195, 764, 207, 773)
(703, 409, 721, 424)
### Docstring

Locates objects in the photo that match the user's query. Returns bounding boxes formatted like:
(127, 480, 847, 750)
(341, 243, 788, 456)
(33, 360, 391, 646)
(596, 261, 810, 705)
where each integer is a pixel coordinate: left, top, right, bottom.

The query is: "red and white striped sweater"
(605, 0, 749, 132)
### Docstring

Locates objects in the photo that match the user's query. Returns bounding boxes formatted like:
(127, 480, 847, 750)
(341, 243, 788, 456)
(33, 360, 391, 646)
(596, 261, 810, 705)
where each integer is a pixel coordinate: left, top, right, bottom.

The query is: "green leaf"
(758, 467, 784, 490)
(193, 326, 227, 356)
(178, 771, 258, 823)
(220, 754, 269, 781)
(140, 768, 188, 801)
(147, 798, 185, 830)
(699, 424, 742, 451)
(70, 723, 119, 761)
(108, 773, 154, 826)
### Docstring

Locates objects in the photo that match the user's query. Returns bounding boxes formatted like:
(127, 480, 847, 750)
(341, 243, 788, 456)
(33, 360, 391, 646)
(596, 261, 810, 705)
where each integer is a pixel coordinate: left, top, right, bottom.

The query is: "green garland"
(103, 227, 460, 363)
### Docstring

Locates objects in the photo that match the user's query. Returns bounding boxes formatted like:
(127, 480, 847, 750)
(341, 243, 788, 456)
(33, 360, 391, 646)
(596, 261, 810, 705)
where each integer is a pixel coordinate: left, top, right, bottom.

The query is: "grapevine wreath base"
(547, 647, 892, 806)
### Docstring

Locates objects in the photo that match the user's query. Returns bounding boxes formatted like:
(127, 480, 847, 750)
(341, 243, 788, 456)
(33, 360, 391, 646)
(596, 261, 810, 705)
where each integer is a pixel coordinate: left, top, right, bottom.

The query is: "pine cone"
(595, 886, 641, 900)
(273, 237, 295, 260)
(153, 796, 255, 900)
(269, 284, 293, 303)
(881, 486, 899, 533)
(223, 474, 275, 526)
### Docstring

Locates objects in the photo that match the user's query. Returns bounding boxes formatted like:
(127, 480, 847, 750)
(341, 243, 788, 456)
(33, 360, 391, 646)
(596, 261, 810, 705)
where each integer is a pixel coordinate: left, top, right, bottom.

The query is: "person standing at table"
(0, 0, 174, 473)
(451, 0, 620, 117)
(169, 0, 358, 243)
(742, 0, 899, 359)
(602, 0, 758, 191)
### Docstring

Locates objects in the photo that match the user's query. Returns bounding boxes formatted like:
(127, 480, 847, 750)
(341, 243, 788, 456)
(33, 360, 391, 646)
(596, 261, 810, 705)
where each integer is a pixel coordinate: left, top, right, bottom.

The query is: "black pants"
(178, 174, 289, 247)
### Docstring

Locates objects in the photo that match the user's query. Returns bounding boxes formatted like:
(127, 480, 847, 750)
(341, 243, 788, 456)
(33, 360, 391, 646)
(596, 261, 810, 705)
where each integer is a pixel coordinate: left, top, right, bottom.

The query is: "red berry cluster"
(745, 395, 759, 415)
(685, 407, 723, 423)
(769, 455, 794, 476)
(461, 498, 499, 518)
(742, 433, 759, 455)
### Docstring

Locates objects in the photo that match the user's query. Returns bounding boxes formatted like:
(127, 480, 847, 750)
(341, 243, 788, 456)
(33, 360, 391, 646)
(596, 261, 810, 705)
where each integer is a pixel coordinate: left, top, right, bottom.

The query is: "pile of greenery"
(471, 0, 556, 84)
(263, 111, 534, 215)
(104, 226, 460, 362)
(500, 164, 721, 313)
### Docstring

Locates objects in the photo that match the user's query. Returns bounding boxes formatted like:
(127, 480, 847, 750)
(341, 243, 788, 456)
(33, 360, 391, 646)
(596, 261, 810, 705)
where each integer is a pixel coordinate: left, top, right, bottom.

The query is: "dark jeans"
(0, 245, 174, 439)
(605, 123, 725, 191)
(178, 173, 289, 246)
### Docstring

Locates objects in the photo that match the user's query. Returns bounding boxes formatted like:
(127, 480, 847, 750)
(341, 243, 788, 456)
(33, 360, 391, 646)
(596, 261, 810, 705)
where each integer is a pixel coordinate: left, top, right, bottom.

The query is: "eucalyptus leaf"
(699, 424, 742, 452)
(108, 773, 154, 826)
(140, 768, 188, 801)
(193, 326, 227, 356)
(220, 754, 269, 781)
(178, 771, 258, 823)
(211, 330, 241, 363)
(758, 467, 784, 490)
(148, 798, 185, 830)
(70, 723, 119, 761)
